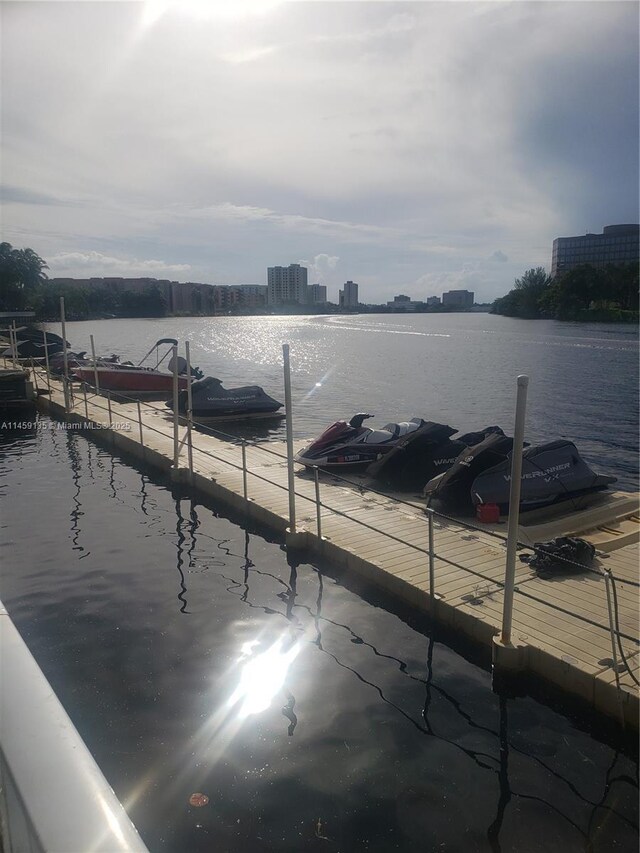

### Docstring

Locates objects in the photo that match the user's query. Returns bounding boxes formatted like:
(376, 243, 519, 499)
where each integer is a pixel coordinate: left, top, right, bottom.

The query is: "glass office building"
(551, 224, 639, 277)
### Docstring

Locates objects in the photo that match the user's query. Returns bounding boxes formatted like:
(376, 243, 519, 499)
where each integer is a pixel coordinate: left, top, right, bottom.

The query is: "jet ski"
(471, 440, 617, 512)
(1, 328, 68, 360)
(294, 413, 427, 468)
(425, 433, 616, 514)
(47, 351, 123, 375)
(367, 422, 505, 491)
(166, 376, 283, 421)
(424, 430, 516, 512)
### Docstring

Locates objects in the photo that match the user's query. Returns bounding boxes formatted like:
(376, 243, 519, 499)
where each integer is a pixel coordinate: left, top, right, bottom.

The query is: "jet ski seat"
(363, 418, 426, 444)
(366, 429, 397, 443)
(381, 418, 426, 438)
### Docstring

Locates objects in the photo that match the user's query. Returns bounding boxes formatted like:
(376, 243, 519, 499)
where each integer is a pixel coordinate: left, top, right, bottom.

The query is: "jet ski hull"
(425, 436, 616, 515)
(295, 415, 427, 468)
(471, 440, 617, 512)
(367, 423, 505, 491)
(166, 377, 283, 421)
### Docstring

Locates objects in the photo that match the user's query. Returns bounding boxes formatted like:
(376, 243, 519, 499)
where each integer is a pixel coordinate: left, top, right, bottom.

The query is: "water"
(1, 421, 638, 852)
(53, 313, 639, 490)
(2, 314, 638, 851)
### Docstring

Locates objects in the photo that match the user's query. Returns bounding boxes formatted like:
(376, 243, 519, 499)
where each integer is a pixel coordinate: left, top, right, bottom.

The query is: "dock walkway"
(29, 369, 640, 727)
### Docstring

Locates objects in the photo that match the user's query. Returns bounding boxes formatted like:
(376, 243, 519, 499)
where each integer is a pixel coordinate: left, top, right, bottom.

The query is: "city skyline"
(2, 1, 638, 304)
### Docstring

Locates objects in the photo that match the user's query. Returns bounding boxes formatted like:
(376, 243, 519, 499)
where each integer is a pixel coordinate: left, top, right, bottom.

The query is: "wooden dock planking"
(469, 592, 638, 662)
(31, 368, 639, 726)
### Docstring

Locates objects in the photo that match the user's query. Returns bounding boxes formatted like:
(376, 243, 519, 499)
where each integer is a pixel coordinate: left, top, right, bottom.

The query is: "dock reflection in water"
(0, 418, 637, 852)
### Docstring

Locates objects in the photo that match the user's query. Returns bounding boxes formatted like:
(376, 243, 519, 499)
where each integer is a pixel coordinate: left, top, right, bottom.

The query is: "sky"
(1, 0, 638, 304)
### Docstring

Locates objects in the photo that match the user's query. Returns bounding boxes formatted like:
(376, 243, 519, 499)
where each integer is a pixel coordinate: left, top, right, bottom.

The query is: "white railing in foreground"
(0, 601, 149, 853)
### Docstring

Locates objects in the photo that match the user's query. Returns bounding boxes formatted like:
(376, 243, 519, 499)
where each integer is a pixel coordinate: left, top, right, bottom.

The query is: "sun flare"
(228, 636, 301, 718)
(141, 0, 283, 28)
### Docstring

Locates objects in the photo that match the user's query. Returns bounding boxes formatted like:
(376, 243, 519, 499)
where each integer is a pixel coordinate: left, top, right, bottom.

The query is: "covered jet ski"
(425, 434, 616, 514)
(1, 327, 68, 360)
(294, 413, 426, 468)
(472, 440, 616, 512)
(367, 422, 505, 491)
(47, 350, 122, 375)
(424, 430, 515, 512)
(166, 376, 283, 421)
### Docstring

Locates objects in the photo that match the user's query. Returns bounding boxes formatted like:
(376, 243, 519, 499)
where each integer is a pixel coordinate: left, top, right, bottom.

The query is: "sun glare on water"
(228, 636, 302, 717)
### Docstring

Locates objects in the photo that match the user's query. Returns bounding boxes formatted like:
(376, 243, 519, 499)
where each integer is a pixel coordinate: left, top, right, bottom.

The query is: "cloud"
(299, 253, 340, 284)
(1, 1, 637, 303)
(0, 184, 70, 207)
(48, 251, 192, 278)
(176, 202, 403, 245)
(221, 45, 278, 64)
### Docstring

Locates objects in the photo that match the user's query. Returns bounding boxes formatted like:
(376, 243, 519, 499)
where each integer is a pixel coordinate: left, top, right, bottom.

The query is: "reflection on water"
(67, 432, 87, 557)
(0, 419, 637, 852)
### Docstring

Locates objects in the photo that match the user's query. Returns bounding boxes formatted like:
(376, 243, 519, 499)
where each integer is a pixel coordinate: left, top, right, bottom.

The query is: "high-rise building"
(308, 283, 327, 304)
(339, 280, 359, 307)
(551, 224, 640, 277)
(426, 296, 441, 306)
(442, 290, 474, 309)
(267, 264, 308, 305)
(386, 295, 421, 311)
(233, 285, 267, 309)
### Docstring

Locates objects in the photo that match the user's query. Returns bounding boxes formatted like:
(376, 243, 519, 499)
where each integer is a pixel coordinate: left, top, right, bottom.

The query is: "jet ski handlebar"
(349, 413, 374, 429)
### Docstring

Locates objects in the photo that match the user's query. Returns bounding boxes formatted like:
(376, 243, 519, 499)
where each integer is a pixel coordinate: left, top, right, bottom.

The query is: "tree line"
(491, 264, 638, 322)
(2, 242, 637, 323)
(0, 242, 167, 319)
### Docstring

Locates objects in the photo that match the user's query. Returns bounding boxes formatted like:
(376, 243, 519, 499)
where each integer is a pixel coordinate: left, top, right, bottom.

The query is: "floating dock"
(26, 368, 640, 728)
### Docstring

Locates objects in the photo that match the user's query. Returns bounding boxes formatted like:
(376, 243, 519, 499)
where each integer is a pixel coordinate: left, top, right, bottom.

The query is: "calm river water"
(1, 314, 638, 851)
(55, 313, 639, 489)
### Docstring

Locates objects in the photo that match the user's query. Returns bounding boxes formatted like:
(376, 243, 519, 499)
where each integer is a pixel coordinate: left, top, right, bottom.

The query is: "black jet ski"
(424, 430, 515, 512)
(1, 327, 68, 360)
(47, 351, 123, 375)
(367, 422, 505, 491)
(294, 413, 427, 468)
(471, 440, 616, 512)
(425, 434, 616, 514)
(166, 376, 283, 421)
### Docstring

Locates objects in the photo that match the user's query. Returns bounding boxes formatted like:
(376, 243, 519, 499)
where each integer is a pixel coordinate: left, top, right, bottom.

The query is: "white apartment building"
(442, 289, 474, 309)
(339, 280, 359, 307)
(308, 283, 327, 304)
(267, 264, 308, 305)
(233, 284, 267, 308)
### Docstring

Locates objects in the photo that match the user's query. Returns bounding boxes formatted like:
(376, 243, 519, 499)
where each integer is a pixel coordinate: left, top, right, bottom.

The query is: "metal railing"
(32, 364, 639, 697)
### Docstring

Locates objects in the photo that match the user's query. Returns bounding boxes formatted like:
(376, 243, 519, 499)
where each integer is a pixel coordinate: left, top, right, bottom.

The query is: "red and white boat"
(70, 338, 200, 400)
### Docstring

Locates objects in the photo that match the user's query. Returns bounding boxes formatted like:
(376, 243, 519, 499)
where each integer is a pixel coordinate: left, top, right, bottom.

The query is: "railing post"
(603, 569, 625, 726)
(10, 324, 18, 366)
(89, 334, 100, 393)
(82, 382, 89, 419)
(60, 297, 70, 412)
(314, 466, 322, 539)
(242, 441, 248, 500)
(172, 344, 180, 469)
(282, 343, 296, 533)
(42, 329, 51, 392)
(185, 341, 194, 473)
(427, 507, 435, 599)
(137, 400, 144, 449)
(107, 391, 113, 425)
(30, 357, 39, 396)
(500, 375, 529, 646)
